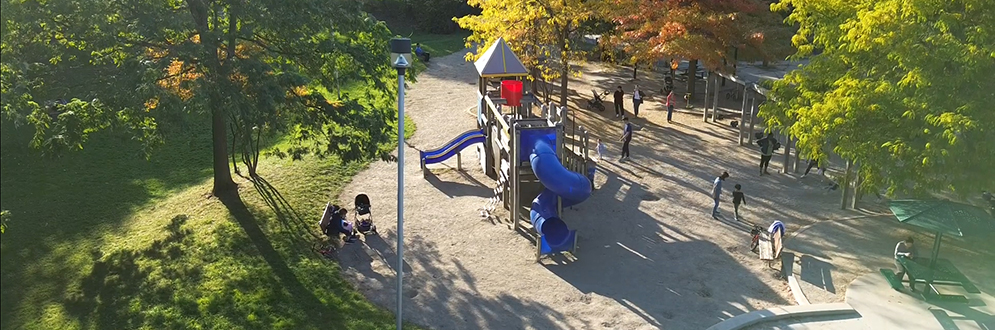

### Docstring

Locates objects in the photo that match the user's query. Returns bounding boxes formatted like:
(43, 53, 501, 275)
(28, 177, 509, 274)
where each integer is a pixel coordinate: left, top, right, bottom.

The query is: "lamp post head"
(390, 38, 412, 69)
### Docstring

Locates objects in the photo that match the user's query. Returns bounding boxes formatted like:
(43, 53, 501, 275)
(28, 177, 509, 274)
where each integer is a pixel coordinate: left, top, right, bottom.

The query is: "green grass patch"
(409, 31, 470, 58)
(0, 119, 421, 329)
(392, 29, 470, 59)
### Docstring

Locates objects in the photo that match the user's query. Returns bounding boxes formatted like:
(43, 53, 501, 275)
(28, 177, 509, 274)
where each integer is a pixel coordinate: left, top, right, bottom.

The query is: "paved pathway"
(744, 273, 995, 330)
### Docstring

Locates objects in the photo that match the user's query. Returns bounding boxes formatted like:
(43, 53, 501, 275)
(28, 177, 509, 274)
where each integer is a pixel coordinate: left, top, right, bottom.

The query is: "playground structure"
(470, 38, 594, 261)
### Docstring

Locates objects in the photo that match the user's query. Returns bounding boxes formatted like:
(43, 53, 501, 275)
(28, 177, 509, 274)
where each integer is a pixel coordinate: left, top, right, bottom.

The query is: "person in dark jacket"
(757, 133, 779, 175)
(732, 184, 746, 221)
(618, 117, 632, 161)
(613, 86, 625, 118)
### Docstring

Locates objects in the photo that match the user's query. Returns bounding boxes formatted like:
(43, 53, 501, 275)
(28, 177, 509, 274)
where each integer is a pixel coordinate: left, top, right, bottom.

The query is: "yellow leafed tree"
(457, 0, 600, 106)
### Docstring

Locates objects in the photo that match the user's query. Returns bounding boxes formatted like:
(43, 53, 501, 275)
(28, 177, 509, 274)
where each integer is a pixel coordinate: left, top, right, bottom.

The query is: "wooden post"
(792, 138, 800, 173)
(748, 97, 758, 144)
(513, 125, 521, 230)
(556, 123, 564, 216)
(850, 164, 860, 209)
(711, 75, 720, 122)
(703, 73, 710, 121)
(457, 152, 462, 171)
(739, 86, 748, 145)
(536, 234, 543, 262)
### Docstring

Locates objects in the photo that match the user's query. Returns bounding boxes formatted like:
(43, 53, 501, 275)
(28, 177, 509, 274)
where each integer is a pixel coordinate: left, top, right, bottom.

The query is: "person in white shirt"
(632, 86, 643, 117)
(894, 237, 918, 291)
(596, 138, 608, 162)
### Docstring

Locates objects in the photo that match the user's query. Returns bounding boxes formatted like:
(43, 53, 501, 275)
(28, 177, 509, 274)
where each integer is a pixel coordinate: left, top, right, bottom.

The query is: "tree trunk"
(188, 0, 236, 197)
(632, 65, 637, 80)
(687, 59, 698, 101)
(212, 106, 237, 196)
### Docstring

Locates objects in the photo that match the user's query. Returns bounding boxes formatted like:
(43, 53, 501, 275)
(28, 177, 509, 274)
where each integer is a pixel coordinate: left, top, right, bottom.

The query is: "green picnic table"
(897, 257, 981, 298)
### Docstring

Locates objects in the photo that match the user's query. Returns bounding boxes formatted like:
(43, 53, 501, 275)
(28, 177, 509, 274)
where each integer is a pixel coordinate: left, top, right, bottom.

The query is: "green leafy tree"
(1, 0, 401, 196)
(457, 0, 599, 106)
(762, 0, 995, 195)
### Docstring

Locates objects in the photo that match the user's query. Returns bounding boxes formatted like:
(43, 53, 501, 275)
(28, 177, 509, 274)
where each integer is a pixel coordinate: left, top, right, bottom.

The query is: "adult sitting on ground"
(320, 204, 356, 243)
(415, 43, 430, 62)
(334, 207, 357, 243)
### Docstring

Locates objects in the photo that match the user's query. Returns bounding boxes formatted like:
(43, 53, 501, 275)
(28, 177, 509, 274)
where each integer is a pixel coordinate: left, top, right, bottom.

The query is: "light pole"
(389, 37, 411, 330)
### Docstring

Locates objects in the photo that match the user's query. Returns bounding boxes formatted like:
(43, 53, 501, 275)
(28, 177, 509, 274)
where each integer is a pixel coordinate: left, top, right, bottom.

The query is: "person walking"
(618, 117, 632, 161)
(613, 86, 625, 118)
(757, 132, 779, 175)
(711, 172, 729, 218)
(894, 237, 918, 291)
(665, 87, 676, 123)
(801, 156, 826, 177)
(732, 184, 746, 221)
(596, 138, 608, 162)
(632, 86, 643, 117)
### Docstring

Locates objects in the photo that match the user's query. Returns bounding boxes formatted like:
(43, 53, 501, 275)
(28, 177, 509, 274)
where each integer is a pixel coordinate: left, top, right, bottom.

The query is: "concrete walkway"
(741, 273, 995, 329)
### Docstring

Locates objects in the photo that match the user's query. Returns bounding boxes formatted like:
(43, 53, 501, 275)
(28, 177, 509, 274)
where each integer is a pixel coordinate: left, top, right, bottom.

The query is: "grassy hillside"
(0, 117, 418, 329)
(0, 23, 464, 330)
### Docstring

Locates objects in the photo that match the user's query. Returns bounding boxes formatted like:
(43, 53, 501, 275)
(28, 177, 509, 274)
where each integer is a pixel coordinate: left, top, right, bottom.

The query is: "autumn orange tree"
(603, 0, 788, 100)
(457, 0, 599, 106)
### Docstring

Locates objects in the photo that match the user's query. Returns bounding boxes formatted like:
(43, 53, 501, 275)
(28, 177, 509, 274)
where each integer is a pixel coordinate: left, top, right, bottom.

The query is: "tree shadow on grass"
(251, 176, 320, 247)
(0, 124, 217, 328)
(218, 193, 336, 324)
(63, 215, 197, 329)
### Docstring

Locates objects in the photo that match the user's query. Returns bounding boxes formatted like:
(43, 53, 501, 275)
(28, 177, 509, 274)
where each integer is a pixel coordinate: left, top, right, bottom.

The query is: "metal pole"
(396, 70, 405, 330)
(389, 37, 411, 330)
(929, 232, 942, 272)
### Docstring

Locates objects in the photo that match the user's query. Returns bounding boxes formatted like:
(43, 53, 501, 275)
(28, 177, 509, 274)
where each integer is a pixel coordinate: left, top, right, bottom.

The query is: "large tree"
(604, 0, 786, 100)
(1, 0, 400, 196)
(761, 0, 995, 195)
(457, 0, 599, 106)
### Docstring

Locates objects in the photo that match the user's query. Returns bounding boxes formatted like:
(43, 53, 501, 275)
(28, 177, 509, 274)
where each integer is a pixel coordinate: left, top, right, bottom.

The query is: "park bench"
(758, 228, 783, 268)
(879, 268, 905, 290)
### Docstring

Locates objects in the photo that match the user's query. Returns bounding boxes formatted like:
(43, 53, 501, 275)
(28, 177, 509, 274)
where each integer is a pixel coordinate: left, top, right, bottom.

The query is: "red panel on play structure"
(501, 80, 523, 106)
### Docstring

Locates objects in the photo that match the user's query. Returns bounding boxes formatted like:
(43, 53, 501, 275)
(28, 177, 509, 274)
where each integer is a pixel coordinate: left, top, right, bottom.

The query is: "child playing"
(732, 184, 746, 221)
(596, 138, 608, 162)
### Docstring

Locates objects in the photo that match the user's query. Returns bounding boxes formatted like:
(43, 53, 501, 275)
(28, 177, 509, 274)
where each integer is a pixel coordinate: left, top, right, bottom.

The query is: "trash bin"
(501, 80, 523, 107)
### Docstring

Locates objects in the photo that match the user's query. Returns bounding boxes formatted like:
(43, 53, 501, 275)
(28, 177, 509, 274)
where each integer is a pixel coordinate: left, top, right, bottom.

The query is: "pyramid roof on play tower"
(474, 37, 529, 78)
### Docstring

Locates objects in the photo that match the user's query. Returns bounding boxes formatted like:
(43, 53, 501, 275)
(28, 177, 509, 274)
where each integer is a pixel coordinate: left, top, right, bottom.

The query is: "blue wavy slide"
(420, 129, 485, 167)
(529, 138, 592, 252)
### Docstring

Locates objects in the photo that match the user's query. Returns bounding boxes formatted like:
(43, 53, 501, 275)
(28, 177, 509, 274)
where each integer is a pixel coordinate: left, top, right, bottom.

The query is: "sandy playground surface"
(332, 51, 995, 329)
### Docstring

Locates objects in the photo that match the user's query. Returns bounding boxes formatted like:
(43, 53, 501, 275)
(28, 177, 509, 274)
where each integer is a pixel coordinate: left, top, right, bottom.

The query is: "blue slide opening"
(527, 134, 592, 251)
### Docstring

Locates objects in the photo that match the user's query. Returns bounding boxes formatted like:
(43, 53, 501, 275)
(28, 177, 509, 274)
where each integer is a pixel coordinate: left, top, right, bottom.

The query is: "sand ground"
(332, 51, 995, 329)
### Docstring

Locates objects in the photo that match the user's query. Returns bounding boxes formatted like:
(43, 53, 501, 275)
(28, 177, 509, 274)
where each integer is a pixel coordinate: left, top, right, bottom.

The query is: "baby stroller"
(587, 89, 607, 112)
(354, 194, 377, 235)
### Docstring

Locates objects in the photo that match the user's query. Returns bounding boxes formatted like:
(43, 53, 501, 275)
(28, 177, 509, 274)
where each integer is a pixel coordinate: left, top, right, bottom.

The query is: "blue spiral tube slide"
(528, 137, 592, 251)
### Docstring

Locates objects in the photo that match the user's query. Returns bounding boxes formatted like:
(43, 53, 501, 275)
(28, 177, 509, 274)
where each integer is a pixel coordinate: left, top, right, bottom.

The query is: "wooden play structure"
(472, 38, 594, 262)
